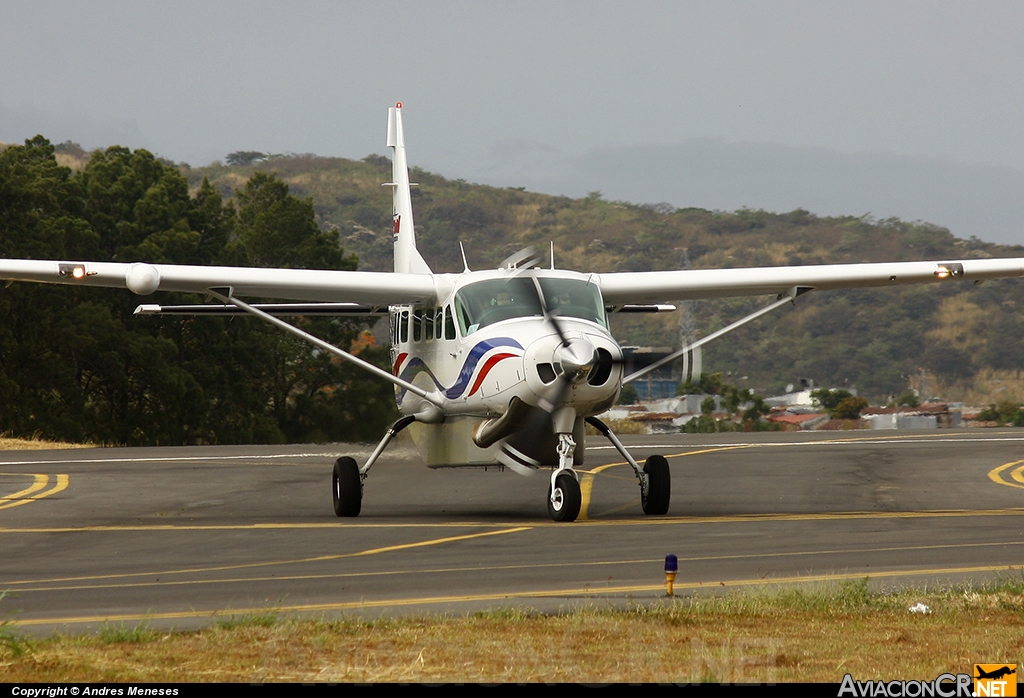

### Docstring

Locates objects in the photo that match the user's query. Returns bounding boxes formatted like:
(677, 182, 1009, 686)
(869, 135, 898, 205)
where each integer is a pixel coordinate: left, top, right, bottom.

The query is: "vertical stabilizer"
(388, 103, 431, 274)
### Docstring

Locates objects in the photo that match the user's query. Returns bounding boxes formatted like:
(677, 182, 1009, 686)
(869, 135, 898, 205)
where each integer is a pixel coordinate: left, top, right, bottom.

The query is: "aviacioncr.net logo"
(838, 673, 973, 697)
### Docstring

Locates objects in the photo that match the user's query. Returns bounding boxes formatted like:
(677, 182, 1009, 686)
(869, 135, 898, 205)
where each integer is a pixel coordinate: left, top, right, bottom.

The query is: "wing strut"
(623, 286, 811, 385)
(206, 287, 443, 408)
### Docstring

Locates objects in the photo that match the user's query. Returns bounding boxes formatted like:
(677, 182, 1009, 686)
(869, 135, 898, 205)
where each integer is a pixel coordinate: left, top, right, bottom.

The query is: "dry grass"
(948, 368, 1024, 407)
(3, 580, 1024, 682)
(585, 418, 649, 436)
(0, 437, 92, 451)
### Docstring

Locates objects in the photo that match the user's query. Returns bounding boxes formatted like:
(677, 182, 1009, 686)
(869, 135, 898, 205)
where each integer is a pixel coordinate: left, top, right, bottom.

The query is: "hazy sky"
(4, 1, 1024, 241)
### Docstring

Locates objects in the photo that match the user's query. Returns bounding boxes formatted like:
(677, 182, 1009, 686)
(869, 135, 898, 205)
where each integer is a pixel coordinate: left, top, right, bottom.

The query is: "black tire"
(333, 457, 362, 517)
(547, 472, 581, 522)
(642, 454, 671, 515)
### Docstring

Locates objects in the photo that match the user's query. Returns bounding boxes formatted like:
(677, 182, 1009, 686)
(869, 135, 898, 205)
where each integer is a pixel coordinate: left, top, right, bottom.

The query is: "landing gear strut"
(586, 416, 672, 516)
(548, 430, 581, 522)
(332, 415, 417, 518)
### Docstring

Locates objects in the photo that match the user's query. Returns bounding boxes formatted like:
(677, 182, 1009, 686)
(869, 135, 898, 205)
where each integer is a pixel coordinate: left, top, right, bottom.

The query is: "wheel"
(547, 471, 581, 522)
(333, 457, 362, 517)
(641, 454, 671, 515)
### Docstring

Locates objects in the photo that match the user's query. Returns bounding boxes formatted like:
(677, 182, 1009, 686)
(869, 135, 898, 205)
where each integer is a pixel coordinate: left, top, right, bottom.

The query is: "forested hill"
(187, 151, 1024, 406)
(0, 139, 395, 445)
(3, 138, 1024, 448)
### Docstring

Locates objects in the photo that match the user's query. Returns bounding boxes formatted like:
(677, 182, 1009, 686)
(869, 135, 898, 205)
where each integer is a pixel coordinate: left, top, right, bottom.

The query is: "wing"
(595, 258, 1024, 304)
(0, 259, 437, 305)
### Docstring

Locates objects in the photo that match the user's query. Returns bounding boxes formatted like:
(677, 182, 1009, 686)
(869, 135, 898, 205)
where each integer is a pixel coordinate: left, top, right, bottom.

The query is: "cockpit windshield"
(454, 277, 607, 335)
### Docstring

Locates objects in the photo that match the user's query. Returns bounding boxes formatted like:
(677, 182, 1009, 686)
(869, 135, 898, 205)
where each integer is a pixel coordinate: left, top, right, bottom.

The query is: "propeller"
(494, 248, 625, 472)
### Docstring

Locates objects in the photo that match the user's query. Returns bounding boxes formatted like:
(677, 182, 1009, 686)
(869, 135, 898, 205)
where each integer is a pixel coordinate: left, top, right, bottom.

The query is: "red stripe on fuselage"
(393, 352, 408, 375)
(468, 353, 518, 396)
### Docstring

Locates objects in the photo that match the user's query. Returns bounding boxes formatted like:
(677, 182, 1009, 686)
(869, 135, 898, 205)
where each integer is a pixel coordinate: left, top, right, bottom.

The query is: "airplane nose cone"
(556, 338, 598, 380)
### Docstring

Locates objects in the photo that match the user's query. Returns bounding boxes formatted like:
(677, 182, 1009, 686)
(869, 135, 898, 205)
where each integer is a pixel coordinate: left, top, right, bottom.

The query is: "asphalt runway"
(3, 429, 1024, 634)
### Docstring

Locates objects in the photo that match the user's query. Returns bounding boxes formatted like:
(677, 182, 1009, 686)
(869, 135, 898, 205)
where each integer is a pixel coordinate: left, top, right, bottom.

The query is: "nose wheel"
(547, 430, 582, 522)
(548, 471, 581, 522)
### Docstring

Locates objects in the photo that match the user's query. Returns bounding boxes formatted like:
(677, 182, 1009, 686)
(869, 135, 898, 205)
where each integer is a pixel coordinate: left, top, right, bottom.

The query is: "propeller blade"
(529, 272, 571, 347)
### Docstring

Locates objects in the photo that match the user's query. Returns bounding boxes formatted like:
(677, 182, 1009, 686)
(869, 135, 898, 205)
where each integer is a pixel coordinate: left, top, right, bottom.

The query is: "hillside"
(187, 153, 1024, 405)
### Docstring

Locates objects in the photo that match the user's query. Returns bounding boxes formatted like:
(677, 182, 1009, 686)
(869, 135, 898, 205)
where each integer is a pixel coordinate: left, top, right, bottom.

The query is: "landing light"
(58, 263, 89, 280)
(934, 263, 964, 279)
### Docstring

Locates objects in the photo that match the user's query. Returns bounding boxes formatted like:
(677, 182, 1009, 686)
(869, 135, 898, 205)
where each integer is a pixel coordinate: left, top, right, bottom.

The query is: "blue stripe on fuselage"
(395, 337, 523, 400)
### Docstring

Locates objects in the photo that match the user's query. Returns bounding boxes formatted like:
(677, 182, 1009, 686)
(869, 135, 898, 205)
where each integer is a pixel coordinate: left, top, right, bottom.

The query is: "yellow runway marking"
(6, 505, 1024, 536)
(988, 461, 1024, 490)
(0, 526, 533, 587)
(570, 507, 1024, 527)
(581, 433, 1024, 517)
(0, 521, 533, 533)
(15, 562, 1019, 628)
(578, 471, 594, 520)
(0, 473, 48, 501)
(0, 473, 68, 510)
(9, 538, 1021, 594)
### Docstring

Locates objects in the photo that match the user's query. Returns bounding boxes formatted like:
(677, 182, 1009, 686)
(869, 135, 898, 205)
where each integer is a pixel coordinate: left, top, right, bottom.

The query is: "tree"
(617, 384, 638, 405)
(810, 388, 854, 411)
(0, 143, 395, 445)
(225, 151, 267, 167)
(831, 396, 869, 420)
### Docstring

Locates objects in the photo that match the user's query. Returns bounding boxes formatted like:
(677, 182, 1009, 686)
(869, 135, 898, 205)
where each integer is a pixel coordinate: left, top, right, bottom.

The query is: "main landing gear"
(641, 454, 671, 515)
(332, 456, 361, 517)
(332, 415, 416, 518)
(332, 415, 670, 522)
(586, 416, 671, 518)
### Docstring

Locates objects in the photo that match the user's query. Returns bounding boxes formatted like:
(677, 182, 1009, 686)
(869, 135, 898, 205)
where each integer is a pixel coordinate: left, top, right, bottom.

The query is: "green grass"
(215, 612, 278, 630)
(96, 621, 160, 645)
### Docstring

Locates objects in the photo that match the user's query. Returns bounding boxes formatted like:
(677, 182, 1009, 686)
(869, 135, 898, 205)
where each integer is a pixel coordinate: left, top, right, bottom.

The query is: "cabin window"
(412, 308, 423, 342)
(444, 305, 456, 340)
(400, 309, 409, 343)
(424, 308, 434, 341)
(435, 308, 444, 340)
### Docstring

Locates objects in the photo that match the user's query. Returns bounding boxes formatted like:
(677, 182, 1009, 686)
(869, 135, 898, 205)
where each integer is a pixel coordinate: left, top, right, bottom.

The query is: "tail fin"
(387, 103, 431, 274)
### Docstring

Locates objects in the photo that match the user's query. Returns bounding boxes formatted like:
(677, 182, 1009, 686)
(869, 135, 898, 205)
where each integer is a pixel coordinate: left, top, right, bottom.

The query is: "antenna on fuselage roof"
(459, 241, 470, 272)
(550, 241, 555, 270)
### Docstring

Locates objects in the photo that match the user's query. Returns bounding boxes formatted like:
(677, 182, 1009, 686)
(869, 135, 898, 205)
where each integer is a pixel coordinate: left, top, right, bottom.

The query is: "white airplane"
(3, 102, 1024, 522)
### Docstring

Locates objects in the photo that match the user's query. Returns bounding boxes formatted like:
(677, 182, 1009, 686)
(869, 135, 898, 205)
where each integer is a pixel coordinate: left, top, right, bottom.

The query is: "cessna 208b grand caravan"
(3, 103, 1024, 522)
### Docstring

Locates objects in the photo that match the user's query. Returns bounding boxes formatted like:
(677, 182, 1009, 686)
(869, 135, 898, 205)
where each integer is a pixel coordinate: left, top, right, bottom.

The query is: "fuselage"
(388, 268, 622, 467)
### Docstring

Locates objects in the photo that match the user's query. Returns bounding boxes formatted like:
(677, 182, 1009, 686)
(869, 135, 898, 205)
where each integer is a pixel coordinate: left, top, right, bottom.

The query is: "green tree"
(225, 151, 267, 166)
(831, 396, 869, 420)
(810, 388, 854, 411)
(617, 383, 638, 405)
(0, 142, 395, 445)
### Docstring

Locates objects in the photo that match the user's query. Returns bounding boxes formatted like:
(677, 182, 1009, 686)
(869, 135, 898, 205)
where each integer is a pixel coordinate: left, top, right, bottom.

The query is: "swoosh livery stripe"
(395, 337, 523, 400)
(392, 352, 408, 375)
(468, 353, 518, 396)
